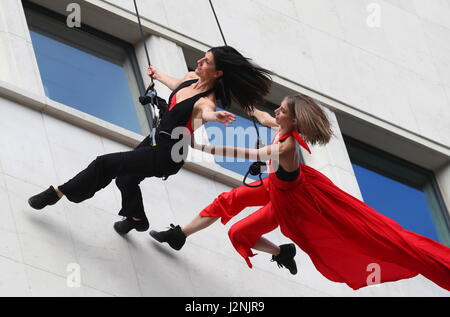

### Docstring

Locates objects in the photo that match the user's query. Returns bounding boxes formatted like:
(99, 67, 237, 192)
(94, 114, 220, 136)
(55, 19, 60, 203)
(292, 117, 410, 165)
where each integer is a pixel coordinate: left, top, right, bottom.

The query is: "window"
(345, 136, 450, 246)
(24, 2, 148, 135)
(205, 104, 276, 180)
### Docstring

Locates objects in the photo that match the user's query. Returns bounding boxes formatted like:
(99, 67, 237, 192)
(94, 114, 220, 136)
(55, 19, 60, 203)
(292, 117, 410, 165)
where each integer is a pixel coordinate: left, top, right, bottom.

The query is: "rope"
(208, 0, 266, 187)
(208, 0, 228, 46)
(133, 0, 159, 146)
(242, 117, 267, 187)
(133, 0, 154, 86)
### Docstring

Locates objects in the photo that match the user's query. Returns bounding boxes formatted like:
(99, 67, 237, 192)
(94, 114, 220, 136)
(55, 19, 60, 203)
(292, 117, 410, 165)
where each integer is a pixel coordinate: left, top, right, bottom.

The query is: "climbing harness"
(242, 118, 267, 187)
(208, 0, 267, 187)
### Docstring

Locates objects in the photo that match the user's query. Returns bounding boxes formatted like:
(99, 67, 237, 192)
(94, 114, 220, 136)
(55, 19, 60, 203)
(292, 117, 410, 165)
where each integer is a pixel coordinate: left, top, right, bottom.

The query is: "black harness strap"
(243, 119, 267, 187)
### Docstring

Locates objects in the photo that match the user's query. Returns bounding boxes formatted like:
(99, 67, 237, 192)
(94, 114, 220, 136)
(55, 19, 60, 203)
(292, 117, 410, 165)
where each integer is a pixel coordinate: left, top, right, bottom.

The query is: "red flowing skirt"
(270, 164, 450, 291)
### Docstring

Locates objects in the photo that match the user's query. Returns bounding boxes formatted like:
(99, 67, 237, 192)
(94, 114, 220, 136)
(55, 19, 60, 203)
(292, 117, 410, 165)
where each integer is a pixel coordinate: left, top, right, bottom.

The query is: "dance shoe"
(271, 243, 298, 275)
(28, 186, 61, 210)
(114, 217, 149, 234)
(149, 224, 186, 251)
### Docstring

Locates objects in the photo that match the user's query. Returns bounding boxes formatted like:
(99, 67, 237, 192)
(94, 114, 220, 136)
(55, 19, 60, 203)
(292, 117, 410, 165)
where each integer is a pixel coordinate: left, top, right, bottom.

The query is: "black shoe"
(28, 186, 61, 210)
(149, 224, 186, 251)
(113, 217, 149, 235)
(271, 243, 297, 275)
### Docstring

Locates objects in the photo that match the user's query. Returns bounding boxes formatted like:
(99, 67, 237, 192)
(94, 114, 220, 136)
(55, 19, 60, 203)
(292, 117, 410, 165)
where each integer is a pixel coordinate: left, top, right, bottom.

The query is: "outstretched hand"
(216, 111, 236, 126)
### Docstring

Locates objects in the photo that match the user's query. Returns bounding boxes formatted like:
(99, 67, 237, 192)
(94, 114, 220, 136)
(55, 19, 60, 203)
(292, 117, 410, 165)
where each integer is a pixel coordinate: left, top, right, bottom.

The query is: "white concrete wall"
(0, 0, 448, 297)
(0, 0, 44, 95)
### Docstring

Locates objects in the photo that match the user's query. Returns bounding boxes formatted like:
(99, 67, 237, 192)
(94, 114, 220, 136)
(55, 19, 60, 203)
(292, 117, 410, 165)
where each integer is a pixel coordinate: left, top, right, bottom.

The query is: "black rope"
(133, 0, 160, 146)
(208, 0, 228, 46)
(243, 118, 267, 187)
(133, 0, 152, 68)
(208, 0, 266, 187)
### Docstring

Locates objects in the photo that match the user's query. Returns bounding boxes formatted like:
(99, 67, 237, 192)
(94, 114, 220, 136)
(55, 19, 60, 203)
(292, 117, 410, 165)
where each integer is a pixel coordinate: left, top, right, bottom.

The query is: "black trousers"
(59, 134, 186, 219)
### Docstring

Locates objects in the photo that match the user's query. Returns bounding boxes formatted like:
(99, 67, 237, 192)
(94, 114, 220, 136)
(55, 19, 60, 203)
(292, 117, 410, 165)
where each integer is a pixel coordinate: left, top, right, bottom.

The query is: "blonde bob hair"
(284, 94, 333, 146)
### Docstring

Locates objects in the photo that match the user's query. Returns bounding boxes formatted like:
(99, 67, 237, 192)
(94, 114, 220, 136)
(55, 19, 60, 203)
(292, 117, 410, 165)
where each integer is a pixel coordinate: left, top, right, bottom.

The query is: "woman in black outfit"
(28, 46, 273, 234)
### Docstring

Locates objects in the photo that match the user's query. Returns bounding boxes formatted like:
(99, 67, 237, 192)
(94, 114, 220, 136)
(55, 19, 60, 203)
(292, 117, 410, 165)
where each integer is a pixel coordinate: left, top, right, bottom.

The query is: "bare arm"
(199, 101, 236, 126)
(193, 142, 280, 161)
(147, 66, 198, 91)
(248, 108, 279, 129)
(191, 134, 295, 162)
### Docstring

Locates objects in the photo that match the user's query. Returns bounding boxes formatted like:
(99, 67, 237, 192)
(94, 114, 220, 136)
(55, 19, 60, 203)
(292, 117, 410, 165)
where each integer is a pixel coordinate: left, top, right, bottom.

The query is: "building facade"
(0, 0, 449, 296)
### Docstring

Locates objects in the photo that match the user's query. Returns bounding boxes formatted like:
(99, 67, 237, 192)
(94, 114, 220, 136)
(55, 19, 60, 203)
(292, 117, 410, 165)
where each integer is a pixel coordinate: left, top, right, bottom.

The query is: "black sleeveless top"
(159, 79, 214, 137)
(276, 165, 300, 182)
(275, 138, 300, 182)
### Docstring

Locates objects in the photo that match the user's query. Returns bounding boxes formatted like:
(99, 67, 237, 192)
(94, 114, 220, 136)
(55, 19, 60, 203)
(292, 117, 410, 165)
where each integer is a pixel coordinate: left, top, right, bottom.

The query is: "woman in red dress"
(151, 94, 450, 291)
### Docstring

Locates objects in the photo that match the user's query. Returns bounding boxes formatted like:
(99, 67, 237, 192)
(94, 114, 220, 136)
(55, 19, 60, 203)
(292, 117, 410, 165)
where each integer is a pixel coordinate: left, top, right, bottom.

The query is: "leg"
(111, 136, 165, 233)
(29, 152, 137, 210)
(150, 180, 271, 250)
(182, 215, 220, 237)
(182, 180, 270, 236)
(58, 136, 155, 203)
(227, 203, 279, 268)
(55, 187, 64, 198)
(115, 174, 146, 219)
(199, 178, 270, 225)
(253, 237, 280, 255)
(58, 153, 121, 203)
(114, 136, 155, 220)
(228, 205, 297, 274)
(28, 136, 159, 214)
(113, 173, 151, 234)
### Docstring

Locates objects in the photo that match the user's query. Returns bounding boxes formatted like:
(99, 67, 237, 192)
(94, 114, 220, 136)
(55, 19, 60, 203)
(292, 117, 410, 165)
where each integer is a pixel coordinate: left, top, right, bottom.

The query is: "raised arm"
(191, 133, 296, 162)
(192, 142, 280, 161)
(191, 129, 282, 162)
(249, 108, 279, 130)
(198, 100, 236, 126)
(147, 66, 198, 91)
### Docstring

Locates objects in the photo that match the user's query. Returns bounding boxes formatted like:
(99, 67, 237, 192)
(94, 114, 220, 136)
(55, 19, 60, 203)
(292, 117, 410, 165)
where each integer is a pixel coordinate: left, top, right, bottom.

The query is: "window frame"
(23, 0, 152, 135)
(344, 135, 450, 246)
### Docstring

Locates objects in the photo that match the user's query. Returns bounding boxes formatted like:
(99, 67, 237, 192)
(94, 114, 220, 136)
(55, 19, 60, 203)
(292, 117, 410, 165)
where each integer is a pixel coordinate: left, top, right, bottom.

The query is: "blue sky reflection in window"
(205, 111, 275, 180)
(30, 30, 141, 133)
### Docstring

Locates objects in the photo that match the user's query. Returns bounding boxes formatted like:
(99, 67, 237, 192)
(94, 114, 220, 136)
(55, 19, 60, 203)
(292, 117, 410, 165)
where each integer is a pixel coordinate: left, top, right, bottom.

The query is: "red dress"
(202, 130, 450, 291)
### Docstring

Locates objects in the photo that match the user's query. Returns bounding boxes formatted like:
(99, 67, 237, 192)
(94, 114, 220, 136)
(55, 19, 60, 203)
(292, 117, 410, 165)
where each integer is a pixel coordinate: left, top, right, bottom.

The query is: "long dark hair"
(209, 46, 273, 112)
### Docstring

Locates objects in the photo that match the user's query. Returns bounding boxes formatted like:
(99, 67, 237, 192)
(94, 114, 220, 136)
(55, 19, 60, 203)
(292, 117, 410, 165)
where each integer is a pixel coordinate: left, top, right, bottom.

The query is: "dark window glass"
(205, 108, 276, 180)
(345, 137, 450, 246)
(25, 4, 146, 134)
